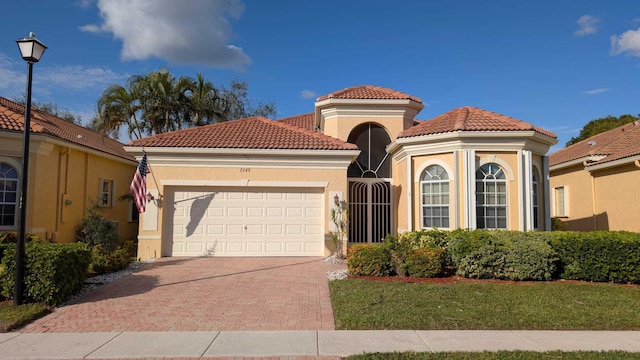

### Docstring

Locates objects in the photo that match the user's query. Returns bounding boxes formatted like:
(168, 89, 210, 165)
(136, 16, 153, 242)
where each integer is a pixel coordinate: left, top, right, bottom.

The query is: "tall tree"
(12, 96, 81, 124)
(566, 114, 639, 146)
(93, 69, 277, 139)
(92, 77, 145, 140)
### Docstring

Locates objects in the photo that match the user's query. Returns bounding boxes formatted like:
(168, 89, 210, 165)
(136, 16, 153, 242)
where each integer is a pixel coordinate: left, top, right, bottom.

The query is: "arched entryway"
(347, 123, 393, 243)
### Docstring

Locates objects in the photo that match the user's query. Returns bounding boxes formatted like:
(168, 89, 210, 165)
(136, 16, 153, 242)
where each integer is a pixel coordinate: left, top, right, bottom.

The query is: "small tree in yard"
(330, 195, 348, 258)
(76, 200, 134, 274)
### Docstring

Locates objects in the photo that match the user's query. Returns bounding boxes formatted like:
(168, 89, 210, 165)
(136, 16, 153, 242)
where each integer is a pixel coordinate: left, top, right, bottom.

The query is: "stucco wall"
(0, 135, 137, 244)
(592, 164, 640, 232)
(137, 163, 349, 259)
(549, 163, 595, 231)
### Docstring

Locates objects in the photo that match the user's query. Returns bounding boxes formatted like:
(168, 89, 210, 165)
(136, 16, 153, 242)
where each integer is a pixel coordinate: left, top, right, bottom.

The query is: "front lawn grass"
(0, 301, 51, 332)
(346, 351, 640, 359)
(330, 279, 640, 330)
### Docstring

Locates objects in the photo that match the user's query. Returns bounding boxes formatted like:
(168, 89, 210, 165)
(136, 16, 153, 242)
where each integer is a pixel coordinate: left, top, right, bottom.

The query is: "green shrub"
(454, 231, 557, 281)
(405, 247, 445, 278)
(551, 217, 567, 231)
(90, 240, 137, 275)
(347, 244, 394, 277)
(0, 242, 91, 305)
(76, 201, 121, 252)
(549, 231, 640, 283)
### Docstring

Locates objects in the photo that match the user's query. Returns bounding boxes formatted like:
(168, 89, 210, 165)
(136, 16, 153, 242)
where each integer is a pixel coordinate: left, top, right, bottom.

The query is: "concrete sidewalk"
(1, 330, 640, 359)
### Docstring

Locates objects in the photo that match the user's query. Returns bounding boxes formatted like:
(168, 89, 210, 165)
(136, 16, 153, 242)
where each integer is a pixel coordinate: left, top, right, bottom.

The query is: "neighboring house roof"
(0, 96, 134, 162)
(316, 85, 422, 103)
(278, 112, 315, 131)
(128, 116, 358, 150)
(549, 120, 640, 167)
(398, 106, 557, 139)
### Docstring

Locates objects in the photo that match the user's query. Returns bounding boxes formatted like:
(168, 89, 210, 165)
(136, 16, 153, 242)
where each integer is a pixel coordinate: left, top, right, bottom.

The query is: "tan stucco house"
(126, 85, 558, 259)
(549, 120, 640, 231)
(0, 96, 138, 243)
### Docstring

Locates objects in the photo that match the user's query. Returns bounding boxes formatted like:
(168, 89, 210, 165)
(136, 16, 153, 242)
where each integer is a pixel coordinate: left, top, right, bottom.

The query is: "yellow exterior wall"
(0, 135, 137, 244)
(549, 164, 595, 231)
(592, 164, 640, 232)
(550, 162, 640, 232)
(136, 163, 349, 260)
(324, 116, 406, 142)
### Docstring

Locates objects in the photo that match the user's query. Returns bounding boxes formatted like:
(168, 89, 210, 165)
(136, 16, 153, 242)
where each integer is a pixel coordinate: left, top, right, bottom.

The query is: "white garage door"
(167, 187, 324, 257)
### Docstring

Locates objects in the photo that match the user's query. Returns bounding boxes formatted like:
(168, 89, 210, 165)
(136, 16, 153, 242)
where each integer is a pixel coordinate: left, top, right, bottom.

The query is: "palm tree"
(140, 69, 195, 134)
(94, 76, 145, 140)
(190, 73, 224, 126)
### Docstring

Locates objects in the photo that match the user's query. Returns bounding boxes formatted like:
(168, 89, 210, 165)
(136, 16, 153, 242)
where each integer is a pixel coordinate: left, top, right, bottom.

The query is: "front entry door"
(348, 179, 392, 243)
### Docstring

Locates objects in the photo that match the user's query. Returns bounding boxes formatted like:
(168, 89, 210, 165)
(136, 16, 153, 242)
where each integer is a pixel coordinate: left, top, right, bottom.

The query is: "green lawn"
(0, 301, 51, 332)
(330, 279, 640, 330)
(346, 351, 640, 359)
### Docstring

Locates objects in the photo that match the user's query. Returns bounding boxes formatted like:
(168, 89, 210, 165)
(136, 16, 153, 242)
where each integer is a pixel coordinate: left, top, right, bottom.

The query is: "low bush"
(404, 247, 445, 278)
(449, 230, 557, 281)
(0, 242, 91, 305)
(90, 239, 137, 275)
(347, 244, 394, 277)
(549, 231, 640, 283)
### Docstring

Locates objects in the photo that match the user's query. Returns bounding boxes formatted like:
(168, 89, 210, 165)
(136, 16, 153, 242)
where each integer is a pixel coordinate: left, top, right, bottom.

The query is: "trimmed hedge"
(346, 229, 640, 283)
(549, 231, 640, 283)
(0, 242, 91, 305)
(347, 244, 394, 277)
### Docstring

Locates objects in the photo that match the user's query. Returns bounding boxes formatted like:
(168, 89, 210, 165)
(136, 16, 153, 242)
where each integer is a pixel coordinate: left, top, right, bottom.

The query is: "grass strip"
(0, 301, 51, 332)
(346, 351, 640, 359)
(330, 279, 640, 330)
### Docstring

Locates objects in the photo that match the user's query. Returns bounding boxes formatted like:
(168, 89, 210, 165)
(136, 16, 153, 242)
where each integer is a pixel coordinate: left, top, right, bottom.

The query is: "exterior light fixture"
(14, 32, 46, 305)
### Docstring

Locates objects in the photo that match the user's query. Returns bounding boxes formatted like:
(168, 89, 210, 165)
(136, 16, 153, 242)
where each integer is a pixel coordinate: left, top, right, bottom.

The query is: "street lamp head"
(16, 32, 47, 63)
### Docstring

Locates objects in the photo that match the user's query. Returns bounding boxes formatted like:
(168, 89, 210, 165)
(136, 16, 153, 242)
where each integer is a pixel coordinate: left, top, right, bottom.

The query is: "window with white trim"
(100, 179, 115, 207)
(0, 163, 19, 227)
(476, 163, 507, 229)
(420, 165, 450, 228)
(554, 186, 567, 217)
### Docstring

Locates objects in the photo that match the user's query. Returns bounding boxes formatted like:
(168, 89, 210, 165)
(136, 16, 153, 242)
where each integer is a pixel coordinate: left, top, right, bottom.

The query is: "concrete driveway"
(21, 257, 345, 332)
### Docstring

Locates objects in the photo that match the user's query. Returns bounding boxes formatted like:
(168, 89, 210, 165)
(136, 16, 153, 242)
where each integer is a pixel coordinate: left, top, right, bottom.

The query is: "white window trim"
(419, 165, 451, 230)
(476, 163, 509, 229)
(552, 186, 569, 217)
(99, 178, 116, 208)
(0, 159, 20, 229)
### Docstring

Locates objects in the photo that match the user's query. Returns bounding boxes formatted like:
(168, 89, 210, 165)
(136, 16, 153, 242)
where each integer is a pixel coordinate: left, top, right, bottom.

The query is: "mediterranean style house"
(126, 85, 558, 259)
(549, 120, 640, 232)
(0, 96, 138, 243)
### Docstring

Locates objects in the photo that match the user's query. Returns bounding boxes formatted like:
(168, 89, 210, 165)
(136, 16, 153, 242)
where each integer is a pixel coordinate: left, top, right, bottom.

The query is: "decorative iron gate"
(348, 180, 392, 243)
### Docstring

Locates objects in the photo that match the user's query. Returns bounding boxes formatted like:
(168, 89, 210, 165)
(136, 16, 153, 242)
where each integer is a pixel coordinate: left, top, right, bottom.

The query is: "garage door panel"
(168, 187, 324, 257)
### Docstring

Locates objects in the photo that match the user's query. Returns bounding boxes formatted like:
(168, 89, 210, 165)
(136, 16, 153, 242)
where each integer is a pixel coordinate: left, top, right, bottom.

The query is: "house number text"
(240, 168, 251, 172)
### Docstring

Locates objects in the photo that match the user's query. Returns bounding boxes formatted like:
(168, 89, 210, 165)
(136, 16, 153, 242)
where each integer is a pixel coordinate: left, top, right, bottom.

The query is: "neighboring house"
(549, 120, 640, 232)
(0, 96, 138, 243)
(126, 85, 557, 259)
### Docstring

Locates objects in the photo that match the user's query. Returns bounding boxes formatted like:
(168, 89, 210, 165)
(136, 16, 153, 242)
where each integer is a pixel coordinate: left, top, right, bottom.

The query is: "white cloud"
(0, 54, 23, 92)
(81, 0, 251, 69)
(611, 27, 640, 57)
(575, 15, 599, 37)
(39, 65, 126, 91)
(583, 88, 610, 95)
(300, 90, 317, 99)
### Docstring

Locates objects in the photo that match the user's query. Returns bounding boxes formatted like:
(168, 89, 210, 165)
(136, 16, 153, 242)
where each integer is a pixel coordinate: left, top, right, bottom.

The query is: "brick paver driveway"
(22, 257, 345, 332)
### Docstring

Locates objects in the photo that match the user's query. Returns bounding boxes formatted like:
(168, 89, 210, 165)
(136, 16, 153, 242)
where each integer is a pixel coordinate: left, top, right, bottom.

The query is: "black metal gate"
(348, 180, 392, 243)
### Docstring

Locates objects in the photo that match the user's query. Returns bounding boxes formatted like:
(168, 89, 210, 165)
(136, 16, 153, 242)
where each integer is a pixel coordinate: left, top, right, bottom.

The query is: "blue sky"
(1, 0, 639, 151)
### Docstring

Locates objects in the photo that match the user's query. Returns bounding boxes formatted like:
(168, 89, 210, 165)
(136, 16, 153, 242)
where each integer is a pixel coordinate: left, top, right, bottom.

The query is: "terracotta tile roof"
(128, 116, 358, 151)
(398, 106, 557, 139)
(549, 120, 640, 167)
(316, 85, 422, 103)
(278, 112, 315, 131)
(0, 96, 134, 162)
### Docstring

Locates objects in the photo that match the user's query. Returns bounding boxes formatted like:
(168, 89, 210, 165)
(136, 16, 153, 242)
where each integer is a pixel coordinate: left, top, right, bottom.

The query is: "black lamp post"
(14, 32, 46, 305)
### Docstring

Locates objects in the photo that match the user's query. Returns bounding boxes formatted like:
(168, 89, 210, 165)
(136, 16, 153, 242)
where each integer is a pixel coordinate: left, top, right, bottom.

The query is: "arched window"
(347, 123, 391, 178)
(476, 163, 507, 229)
(421, 165, 449, 228)
(532, 170, 539, 230)
(0, 163, 19, 227)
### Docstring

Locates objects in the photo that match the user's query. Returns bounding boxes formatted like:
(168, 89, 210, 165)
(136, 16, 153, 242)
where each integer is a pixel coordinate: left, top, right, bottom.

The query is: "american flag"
(130, 153, 148, 213)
